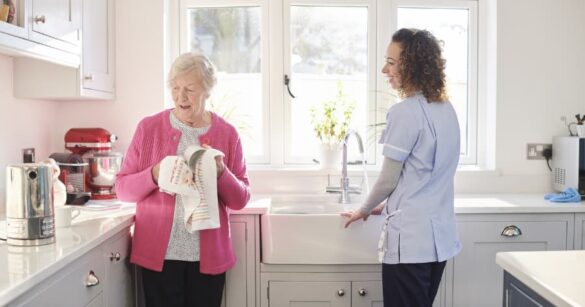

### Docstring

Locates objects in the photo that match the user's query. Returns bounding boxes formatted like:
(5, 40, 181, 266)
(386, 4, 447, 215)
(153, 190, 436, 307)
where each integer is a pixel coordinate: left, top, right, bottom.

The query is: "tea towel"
(157, 145, 224, 232)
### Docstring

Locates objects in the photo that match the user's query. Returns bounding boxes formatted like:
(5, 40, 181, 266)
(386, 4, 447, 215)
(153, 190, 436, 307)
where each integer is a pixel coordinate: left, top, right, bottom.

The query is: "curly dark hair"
(391, 28, 448, 103)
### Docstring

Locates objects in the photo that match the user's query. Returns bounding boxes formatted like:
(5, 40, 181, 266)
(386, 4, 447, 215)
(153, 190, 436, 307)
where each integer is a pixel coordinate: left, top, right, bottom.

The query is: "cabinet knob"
(85, 270, 100, 287)
(337, 289, 345, 297)
(501, 225, 522, 237)
(34, 15, 46, 24)
(358, 288, 367, 296)
(110, 252, 121, 261)
(84, 74, 94, 81)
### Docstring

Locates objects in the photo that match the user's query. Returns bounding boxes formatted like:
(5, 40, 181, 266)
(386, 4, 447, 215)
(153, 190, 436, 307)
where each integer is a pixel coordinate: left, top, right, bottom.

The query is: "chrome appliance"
(6, 163, 56, 246)
(552, 136, 585, 199)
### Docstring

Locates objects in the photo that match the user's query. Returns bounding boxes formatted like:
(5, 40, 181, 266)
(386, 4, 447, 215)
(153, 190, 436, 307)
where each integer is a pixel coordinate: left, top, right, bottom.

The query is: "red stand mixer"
(64, 128, 124, 200)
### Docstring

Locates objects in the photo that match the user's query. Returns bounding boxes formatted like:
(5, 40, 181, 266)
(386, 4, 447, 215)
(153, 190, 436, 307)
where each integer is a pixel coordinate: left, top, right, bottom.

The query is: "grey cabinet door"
(269, 281, 351, 307)
(352, 281, 383, 307)
(105, 230, 133, 307)
(452, 215, 571, 307)
(224, 215, 259, 307)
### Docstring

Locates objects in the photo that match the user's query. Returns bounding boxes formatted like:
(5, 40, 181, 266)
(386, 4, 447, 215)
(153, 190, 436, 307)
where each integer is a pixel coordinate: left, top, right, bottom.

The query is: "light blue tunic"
(379, 93, 461, 264)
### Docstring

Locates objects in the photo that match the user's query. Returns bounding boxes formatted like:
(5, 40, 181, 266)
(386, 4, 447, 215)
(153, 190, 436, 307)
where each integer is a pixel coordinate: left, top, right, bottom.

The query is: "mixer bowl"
(83, 151, 123, 190)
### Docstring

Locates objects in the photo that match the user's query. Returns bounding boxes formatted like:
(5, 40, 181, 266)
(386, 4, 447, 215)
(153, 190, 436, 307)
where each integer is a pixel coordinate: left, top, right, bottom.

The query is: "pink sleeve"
(217, 137, 250, 210)
(115, 123, 159, 202)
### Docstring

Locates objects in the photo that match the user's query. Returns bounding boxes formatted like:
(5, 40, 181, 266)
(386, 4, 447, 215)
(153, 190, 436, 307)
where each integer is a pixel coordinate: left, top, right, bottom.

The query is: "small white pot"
(319, 143, 342, 170)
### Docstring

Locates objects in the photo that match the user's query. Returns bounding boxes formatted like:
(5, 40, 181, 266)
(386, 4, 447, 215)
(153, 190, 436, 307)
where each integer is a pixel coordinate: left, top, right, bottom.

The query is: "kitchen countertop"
(454, 194, 585, 214)
(0, 203, 136, 306)
(496, 250, 585, 306)
(0, 200, 267, 306)
(0, 193, 581, 304)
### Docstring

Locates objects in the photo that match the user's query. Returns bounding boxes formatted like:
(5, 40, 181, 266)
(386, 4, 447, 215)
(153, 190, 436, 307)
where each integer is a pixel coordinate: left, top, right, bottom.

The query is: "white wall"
(1, 0, 585, 208)
(496, 0, 585, 175)
(0, 55, 58, 214)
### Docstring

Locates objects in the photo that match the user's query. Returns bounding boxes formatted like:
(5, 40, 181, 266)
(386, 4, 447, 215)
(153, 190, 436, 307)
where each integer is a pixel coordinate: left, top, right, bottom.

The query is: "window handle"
(284, 74, 296, 98)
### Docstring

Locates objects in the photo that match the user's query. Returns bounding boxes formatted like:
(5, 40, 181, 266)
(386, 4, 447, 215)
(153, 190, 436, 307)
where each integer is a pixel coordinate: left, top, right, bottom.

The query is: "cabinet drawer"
(20, 249, 105, 307)
(458, 220, 569, 245)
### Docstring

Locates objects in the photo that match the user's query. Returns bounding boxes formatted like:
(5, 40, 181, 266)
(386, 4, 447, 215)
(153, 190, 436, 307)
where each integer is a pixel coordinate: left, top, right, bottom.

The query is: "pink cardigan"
(116, 109, 251, 274)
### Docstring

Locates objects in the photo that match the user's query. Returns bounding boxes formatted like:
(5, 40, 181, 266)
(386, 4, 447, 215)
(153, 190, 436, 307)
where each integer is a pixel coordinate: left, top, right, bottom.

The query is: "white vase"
(319, 143, 342, 170)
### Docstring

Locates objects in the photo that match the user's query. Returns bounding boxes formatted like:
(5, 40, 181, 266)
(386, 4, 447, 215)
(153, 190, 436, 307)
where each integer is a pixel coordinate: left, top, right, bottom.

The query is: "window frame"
(389, 0, 479, 165)
(281, 0, 378, 165)
(178, 0, 271, 164)
(173, 0, 482, 168)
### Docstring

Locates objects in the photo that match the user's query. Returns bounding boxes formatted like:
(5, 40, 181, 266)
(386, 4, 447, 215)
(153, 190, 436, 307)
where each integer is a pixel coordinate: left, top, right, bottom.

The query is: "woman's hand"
(340, 210, 369, 228)
(202, 144, 226, 178)
(151, 162, 161, 184)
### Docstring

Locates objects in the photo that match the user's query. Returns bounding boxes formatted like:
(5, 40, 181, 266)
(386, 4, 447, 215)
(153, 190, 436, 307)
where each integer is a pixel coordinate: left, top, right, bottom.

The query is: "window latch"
(284, 74, 296, 98)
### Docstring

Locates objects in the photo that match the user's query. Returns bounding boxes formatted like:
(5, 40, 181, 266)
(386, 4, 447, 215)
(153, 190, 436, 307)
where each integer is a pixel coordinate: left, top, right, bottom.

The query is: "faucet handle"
(347, 185, 362, 194)
(347, 160, 367, 165)
(325, 186, 343, 194)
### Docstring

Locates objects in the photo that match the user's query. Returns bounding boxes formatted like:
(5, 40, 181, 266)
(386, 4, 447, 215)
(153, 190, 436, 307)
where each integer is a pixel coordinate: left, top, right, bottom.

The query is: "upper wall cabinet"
(12, 0, 115, 100)
(29, 0, 82, 53)
(0, 0, 81, 66)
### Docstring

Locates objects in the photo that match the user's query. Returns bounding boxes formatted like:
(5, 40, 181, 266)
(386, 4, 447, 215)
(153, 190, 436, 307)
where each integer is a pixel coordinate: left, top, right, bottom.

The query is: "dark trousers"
(382, 261, 446, 307)
(141, 260, 225, 307)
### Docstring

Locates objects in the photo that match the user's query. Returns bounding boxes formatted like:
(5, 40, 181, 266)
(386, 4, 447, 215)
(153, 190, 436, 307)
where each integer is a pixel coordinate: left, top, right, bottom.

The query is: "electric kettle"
(5, 163, 56, 246)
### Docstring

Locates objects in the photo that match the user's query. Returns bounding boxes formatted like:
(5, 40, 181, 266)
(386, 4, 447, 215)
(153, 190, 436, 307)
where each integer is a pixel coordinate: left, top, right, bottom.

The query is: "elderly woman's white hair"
(168, 52, 217, 91)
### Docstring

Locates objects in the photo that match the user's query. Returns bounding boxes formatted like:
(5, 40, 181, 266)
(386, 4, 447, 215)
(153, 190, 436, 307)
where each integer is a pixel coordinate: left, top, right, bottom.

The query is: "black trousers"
(382, 261, 446, 307)
(141, 260, 226, 307)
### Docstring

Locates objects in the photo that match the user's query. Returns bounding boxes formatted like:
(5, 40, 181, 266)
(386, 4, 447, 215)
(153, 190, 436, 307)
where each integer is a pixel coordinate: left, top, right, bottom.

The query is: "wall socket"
(526, 143, 551, 160)
(22, 148, 35, 163)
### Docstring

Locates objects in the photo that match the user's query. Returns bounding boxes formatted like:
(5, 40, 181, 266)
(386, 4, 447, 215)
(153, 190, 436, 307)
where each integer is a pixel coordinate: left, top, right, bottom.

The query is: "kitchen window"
(174, 0, 481, 167)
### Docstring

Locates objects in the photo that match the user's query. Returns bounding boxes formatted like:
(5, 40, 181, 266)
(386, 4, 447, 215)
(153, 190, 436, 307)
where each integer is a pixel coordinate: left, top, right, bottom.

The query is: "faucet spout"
(342, 130, 364, 179)
(326, 130, 365, 204)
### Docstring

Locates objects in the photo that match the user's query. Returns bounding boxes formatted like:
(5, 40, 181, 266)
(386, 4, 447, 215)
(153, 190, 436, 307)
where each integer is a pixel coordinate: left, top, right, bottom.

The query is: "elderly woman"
(116, 52, 250, 307)
(343, 28, 461, 307)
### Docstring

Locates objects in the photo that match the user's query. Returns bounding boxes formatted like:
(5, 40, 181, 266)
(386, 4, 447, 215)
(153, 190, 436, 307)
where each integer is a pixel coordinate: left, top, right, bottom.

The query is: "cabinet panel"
(270, 281, 351, 307)
(30, 0, 81, 51)
(105, 230, 133, 307)
(453, 216, 571, 307)
(224, 215, 259, 307)
(224, 221, 248, 307)
(12, 0, 115, 99)
(82, 0, 114, 94)
(1, 0, 80, 66)
(575, 213, 585, 249)
(503, 272, 554, 307)
(352, 281, 383, 307)
(18, 248, 105, 307)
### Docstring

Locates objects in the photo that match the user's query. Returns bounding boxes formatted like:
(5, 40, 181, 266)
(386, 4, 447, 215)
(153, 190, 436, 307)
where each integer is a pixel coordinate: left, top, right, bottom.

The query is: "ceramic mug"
(55, 206, 81, 228)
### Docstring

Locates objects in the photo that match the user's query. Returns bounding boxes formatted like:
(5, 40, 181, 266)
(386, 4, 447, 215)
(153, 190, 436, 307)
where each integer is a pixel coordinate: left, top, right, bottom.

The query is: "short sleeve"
(378, 105, 421, 162)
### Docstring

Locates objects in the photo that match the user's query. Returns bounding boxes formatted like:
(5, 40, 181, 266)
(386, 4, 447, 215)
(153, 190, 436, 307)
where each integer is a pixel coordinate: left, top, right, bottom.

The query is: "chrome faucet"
(326, 130, 365, 204)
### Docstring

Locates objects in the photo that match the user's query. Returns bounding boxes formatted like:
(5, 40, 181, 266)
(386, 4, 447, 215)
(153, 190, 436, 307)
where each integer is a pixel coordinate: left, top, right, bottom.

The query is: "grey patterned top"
(164, 111, 210, 261)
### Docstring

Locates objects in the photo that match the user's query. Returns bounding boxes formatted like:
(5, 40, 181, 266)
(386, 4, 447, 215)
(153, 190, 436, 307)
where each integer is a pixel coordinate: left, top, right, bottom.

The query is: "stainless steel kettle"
(6, 163, 56, 246)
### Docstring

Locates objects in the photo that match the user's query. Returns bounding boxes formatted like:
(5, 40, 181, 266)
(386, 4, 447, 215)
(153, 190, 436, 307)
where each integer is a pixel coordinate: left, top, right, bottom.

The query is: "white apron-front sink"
(260, 194, 385, 264)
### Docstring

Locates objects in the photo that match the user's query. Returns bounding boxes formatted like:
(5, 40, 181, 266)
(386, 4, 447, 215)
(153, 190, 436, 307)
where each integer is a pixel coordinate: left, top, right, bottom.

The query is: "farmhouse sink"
(261, 194, 385, 264)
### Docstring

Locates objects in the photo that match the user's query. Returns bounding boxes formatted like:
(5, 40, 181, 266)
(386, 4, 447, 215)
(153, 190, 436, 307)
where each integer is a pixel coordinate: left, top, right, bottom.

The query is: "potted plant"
(309, 82, 356, 169)
(572, 113, 585, 137)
